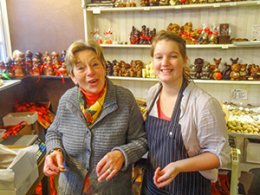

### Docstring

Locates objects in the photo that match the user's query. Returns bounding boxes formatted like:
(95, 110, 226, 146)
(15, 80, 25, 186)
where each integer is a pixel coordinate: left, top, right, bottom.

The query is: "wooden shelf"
(0, 80, 21, 91)
(108, 76, 158, 82)
(30, 75, 70, 80)
(108, 76, 260, 85)
(222, 161, 260, 174)
(0, 76, 70, 92)
(240, 162, 260, 172)
(1, 77, 258, 91)
(229, 132, 260, 139)
(193, 79, 260, 85)
(100, 42, 260, 49)
(86, 1, 260, 13)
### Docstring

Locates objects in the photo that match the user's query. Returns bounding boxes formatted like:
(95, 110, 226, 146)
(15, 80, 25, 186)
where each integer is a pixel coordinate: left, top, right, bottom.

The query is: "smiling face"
(70, 50, 106, 94)
(153, 39, 187, 85)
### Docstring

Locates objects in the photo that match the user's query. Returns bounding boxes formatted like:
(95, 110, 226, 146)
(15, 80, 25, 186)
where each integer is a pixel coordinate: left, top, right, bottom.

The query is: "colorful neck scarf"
(78, 85, 107, 128)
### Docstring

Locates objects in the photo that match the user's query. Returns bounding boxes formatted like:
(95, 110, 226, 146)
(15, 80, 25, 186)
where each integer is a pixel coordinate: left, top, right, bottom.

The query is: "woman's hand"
(96, 150, 125, 182)
(43, 149, 65, 176)
(153, 162, 180, 188)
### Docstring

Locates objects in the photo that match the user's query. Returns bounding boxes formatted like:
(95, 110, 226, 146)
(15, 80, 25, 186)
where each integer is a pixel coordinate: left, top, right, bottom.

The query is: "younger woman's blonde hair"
(65, 40, 106, 76)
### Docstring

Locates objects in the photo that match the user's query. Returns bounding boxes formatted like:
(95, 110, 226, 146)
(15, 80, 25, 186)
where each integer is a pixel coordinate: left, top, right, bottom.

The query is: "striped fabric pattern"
(143, 80, 211, 195)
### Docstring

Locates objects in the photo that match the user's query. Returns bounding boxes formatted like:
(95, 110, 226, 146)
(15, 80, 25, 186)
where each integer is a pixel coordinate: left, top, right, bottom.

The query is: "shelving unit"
(86, 1, 260, 12)
(82, 0, 260, 101)
(100, 42, 260, 49)
(108, 76, 260, 85)
(0, 79, 21, 91)
(82, 0, 260, 72)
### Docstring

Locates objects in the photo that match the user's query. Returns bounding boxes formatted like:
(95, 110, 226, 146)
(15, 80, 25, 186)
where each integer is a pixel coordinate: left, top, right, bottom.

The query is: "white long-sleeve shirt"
(147, 81, 231, 181)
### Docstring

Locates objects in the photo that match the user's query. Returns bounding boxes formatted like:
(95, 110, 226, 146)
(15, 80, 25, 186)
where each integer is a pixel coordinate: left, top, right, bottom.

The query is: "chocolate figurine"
(211, 58, 223, 80)
(51, 51, 61, 73)
(44, 56, 54, 76)
(222, 63, 231, 80)
(42, 51, 50, 65)
(34, 52, 43, 65)
(58, 62, 68, 77)
(239, 64, 248, 80)
(189, 64, 196, 79)
(201, 63, 210, 80)
(194, 58, 204, 79)
(130, 26, 140, 44)
(31, 57, 41, 76)
(247, 64, 260, 80)
(60, 50, 66, 63)
(4, 57, 13, 77)
(25, 50, 33, 75)
(0, 61, 6, 73)
(14, 57, 25, 77)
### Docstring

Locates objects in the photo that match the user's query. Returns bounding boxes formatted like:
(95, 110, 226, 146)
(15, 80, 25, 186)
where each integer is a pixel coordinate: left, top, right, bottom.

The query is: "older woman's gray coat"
(45, 78, 147, 195)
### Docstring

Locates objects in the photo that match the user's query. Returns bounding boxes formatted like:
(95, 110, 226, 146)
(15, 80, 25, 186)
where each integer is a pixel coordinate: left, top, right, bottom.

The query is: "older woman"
(43, 40, 147, 195)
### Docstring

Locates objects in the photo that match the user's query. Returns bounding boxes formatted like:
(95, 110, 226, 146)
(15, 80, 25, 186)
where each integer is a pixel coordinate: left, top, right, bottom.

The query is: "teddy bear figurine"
(106, 61, 114, 76)
(131, 60, 144, 77)
(210, 58, 222, 80)
(201, 63, 211, 80)
(239, 64, 248, 80)
(230, 63, 241, 80)
(194, 58, 204, 79)
(222, 63, 231, 80)
(112, 63, 120, 76)
(189, 64, 196, 79)
(248, 64, 260, 80)
(212, 68, 222, 80)
(228, 57, 239, 80)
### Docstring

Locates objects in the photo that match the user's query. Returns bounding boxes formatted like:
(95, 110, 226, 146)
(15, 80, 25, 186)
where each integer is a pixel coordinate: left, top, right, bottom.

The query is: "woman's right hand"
(43, 149, 65, 176)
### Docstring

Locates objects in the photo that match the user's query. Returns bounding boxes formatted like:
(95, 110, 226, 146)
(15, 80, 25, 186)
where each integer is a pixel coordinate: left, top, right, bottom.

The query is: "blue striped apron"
(142, 80, 211, 195)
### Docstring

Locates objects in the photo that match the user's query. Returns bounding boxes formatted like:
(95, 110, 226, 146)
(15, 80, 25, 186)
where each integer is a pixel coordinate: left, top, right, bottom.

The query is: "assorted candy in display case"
(223, 102, 260, 135)
(189, 57, 260, 81)
(0, 49, 68, 79)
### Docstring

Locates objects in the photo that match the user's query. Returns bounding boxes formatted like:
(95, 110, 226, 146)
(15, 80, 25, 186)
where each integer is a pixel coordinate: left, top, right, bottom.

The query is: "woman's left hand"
(153, 162, 180, 188)
(96, 150, 125, 182)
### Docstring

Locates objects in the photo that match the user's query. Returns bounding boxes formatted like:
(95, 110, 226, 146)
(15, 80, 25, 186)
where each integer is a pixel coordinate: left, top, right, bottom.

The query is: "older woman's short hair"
(65, 40, 106, 75)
